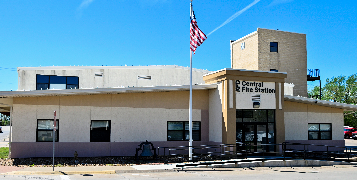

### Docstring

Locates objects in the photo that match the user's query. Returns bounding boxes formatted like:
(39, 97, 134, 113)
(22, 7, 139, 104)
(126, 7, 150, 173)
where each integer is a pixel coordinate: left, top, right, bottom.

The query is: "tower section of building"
(231, 28, 307, 97)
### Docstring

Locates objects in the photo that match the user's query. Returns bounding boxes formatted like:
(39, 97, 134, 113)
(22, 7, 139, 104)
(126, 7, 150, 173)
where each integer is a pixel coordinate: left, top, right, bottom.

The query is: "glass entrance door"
(244, 124, 255, 152)
(236, 109, 275, 153)
(256, 124, 267, 152)
(236, 123, 269, 152)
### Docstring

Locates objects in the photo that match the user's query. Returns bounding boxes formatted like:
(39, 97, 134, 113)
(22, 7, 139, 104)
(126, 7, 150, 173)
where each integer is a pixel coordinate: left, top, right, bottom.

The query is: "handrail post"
(283, 143, 286, 161)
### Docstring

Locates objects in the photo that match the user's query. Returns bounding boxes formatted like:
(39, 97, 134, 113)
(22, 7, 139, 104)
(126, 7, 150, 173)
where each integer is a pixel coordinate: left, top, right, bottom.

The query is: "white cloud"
(78, 0, 95, 10)
(207, 0, 261, 36)
(268, 0, 293, 7)
(76, 0, 95, 18)
(139, 0, 169, 7)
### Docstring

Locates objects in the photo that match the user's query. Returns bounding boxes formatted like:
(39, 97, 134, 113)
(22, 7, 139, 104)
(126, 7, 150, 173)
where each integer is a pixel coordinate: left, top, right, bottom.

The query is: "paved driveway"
(0, 126, 9, 147)
(345, 138, 357, 147)
(1, 127, 356, 148)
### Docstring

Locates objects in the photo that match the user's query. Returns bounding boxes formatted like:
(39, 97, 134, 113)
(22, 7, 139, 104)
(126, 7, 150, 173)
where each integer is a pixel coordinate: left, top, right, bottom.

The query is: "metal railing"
(156, 142, 357, 163)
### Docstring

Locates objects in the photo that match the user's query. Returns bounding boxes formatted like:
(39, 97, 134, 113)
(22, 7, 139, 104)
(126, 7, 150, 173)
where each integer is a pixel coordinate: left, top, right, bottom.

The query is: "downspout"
(9, 106, 12, 158)
(230, 41, 233, 68)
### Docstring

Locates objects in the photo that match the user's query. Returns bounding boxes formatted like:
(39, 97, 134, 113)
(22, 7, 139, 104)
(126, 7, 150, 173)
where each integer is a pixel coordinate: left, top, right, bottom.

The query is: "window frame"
(90, 120, 111, 142)
(236, 109, 275, 123)
(167, 121, 201, 141)
(36, 119, 59, 142)
(308, 123, 332, 140)
(270, 42, 278, 52)
(36, 74, 79, 90)
(66, 76, 79, 89)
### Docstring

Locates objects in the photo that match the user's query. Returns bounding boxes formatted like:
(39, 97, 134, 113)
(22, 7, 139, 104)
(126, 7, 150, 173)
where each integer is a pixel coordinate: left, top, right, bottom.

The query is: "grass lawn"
(0, 147, 9, 159)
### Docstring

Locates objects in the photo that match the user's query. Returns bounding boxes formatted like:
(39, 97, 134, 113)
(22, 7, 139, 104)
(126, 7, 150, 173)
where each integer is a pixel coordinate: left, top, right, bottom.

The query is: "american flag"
(190, 11, 206, 54)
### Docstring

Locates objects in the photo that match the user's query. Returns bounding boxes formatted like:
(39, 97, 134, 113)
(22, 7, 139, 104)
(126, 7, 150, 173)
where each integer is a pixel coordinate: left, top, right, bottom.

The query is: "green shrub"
(0, 147, 9, 159)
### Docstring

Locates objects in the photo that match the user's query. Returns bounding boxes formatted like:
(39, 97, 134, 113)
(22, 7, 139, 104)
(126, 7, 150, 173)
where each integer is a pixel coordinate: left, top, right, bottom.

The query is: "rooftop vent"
(95, 72, 103, 77)
(138, 75, 151, 80)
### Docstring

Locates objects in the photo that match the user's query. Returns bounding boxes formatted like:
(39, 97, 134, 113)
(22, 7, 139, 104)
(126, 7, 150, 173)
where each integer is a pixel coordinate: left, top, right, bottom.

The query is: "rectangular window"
(167, 121, 201, 141)
(270, 42, 278, 52)
(36, 74, 50, 90)
(66, 76, 79, 89)
(308, 123, 332, 140)
(90, 120, 111, 142)
(36, 74, 79, 90)
(37, 119, 59, 142)
(50, 76, 66, 89)
(236, 110, 275, 123)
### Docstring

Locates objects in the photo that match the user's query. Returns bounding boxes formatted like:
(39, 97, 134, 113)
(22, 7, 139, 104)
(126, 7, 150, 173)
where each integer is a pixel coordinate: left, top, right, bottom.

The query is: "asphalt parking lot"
(345, 138, 357, 147)
(1, 128, 357, 179)
(2, 165, 357, 180)
(0, 126, 9, 147)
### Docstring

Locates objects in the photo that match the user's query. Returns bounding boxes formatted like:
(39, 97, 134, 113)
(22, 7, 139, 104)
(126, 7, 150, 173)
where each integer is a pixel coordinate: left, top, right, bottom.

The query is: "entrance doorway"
(236, 110, 275, 152)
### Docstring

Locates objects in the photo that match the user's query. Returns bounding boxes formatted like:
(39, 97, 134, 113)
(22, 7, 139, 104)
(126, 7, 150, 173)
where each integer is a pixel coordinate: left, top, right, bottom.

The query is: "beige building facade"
(0, 29, 355, 158)
(231, 28, 307, 97)
(17, 65, 210, 91)
(0, 66, 356, 158)
(10, 89, 215, 157)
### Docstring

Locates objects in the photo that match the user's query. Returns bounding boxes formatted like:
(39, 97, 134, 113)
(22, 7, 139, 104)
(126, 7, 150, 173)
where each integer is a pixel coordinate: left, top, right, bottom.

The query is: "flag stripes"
(190, 15, 206, 53)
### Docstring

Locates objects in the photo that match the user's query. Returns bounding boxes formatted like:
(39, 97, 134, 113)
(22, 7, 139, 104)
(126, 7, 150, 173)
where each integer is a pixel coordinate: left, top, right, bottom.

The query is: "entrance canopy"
(0, 84, 217, 115)
(284, 95, 357, 111)
(0, 97, 12, 114)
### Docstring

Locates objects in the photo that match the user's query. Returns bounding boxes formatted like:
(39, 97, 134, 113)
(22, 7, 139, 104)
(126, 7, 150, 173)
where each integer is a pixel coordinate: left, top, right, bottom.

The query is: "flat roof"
(203, 68, 287, 77)
(0, 84, 217, 98)
(17, 65, 211, 73)
(1, 87, 356, 113)
(203, 68, 287, 84)
(284, 95, 357, 111)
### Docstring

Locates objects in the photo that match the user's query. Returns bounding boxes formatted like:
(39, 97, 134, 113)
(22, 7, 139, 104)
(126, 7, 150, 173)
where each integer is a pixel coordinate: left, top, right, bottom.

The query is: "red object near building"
(344, 127, 356, 139)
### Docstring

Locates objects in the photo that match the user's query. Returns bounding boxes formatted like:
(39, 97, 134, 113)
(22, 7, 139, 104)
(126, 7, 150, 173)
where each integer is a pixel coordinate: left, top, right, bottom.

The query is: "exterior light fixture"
(252, 94, 261, 108)
(253, 102, 260, 108)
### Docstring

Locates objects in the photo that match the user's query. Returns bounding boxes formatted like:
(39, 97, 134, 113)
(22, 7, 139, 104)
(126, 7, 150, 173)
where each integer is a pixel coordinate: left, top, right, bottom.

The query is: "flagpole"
(189, 0, 193, 161)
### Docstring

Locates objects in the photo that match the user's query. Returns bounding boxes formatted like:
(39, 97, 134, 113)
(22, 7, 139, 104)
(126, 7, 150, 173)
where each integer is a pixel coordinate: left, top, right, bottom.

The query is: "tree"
(0, 113, 10, 126)
(323, 76, 346, 102)
(308, 85, 321, 99)
(310, 74, 357, 127)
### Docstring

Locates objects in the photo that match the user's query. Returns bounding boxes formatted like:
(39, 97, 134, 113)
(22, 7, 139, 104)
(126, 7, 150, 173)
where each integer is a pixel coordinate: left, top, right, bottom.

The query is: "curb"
(176, 159, 356, 169)
(5, 170, 116, 175)
(115, 169, 177, 173)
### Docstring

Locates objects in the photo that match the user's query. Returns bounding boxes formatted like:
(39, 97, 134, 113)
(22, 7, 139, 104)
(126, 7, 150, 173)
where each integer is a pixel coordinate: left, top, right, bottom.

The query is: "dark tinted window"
(67, 76, 79, 84)
(167, 121, 201, 141)
(90, 120, 111, 142)
(37, 74, 49, 83)
(36, 84, 49, 90)
(237, 110, 275, 123)
(268, 110, 275, 122)
(50, 76, 66, 84)
(36, 74, 79, 90)
(308, 123, 332, 140)
(236, 110, 243, 118)
(67, 84, 79, 89)
(243, 110, 253, 118)
(270, 42, 278, 52)
(37, 119, 59, 142)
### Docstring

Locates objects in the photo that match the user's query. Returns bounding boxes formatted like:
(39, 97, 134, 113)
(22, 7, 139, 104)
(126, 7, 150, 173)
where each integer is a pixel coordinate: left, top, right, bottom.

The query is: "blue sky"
(0, 0, 356, 91)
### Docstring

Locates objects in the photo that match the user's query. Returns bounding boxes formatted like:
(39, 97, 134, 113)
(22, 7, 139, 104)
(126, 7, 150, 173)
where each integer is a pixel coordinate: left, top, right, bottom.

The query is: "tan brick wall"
(284, 101, 344, 140)
(257, 28, 307, 96)
(231, 28, 307, 97)
(231, 31, 259, 70)
(12, 90, 210, 142)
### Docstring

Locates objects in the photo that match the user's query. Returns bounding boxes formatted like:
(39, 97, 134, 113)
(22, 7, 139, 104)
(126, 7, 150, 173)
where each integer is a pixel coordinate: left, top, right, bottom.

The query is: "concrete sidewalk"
(0, 126, 9, 148)
(0, 137, 9, 148)
(1, 164, 179, 175)
(2, 158, 357, 176)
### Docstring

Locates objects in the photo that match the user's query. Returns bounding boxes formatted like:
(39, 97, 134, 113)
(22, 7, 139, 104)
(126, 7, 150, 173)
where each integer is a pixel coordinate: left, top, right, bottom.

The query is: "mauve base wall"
(11, 141, 222, 158)
(285, 140, 345, 152)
